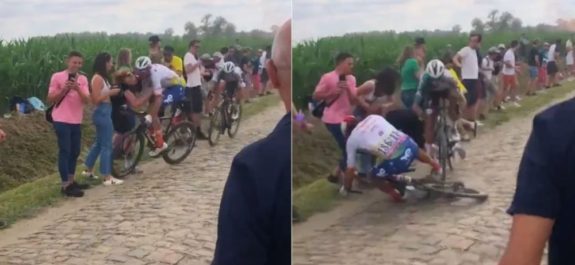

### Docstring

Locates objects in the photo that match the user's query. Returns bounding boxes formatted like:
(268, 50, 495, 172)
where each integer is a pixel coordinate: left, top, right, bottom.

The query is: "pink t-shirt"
(314, 71, 357, 124)
(48, 71, 90, 124)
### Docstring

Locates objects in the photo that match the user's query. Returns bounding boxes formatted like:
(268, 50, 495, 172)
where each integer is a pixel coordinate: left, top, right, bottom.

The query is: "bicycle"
(207, 84, 242, 146)
(420, 97, 488, 200)
(111, 87, 197, 178)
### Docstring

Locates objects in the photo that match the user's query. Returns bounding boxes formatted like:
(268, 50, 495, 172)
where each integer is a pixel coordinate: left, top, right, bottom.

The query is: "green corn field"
(293, 30, 573, 108)
(0, 34, 272, 112)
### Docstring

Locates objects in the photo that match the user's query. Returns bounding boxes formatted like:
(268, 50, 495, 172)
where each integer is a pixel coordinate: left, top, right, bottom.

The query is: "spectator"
(499, 100, 575, 265)
(527, 40, 542, 96)
(547, 39, 561, 87)
(453, 33, 482, 129)
(239, 48, 253, 102)
(116, 48, 132, 73)
(212, 52, 225, 70)
(82, 52, 123, 186)
(354, 67, 401, 119)
(565, 42, 574, 79)
(260, 45, 272, 95)
(184, 40, 207, 139)
(251, 49, 263, 95)
(47, 51, 91, 197)
(539, 42, 550, 89)
(163, 46, 184, 78)
(213, 19, 292, 265)
(313, 52, 357, 184)
(148, 35, 163, 64)
(397, 45, 421, 108)
(480, 47, 497, 117)
(0, 128, 5, 143)
(502, 40, 520, 107)
(492, 44, 505, 110)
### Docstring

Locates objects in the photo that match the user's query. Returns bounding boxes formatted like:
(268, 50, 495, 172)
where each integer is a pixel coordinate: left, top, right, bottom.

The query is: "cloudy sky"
(294, 0, 575, 42)
(0, 0, 291, 40)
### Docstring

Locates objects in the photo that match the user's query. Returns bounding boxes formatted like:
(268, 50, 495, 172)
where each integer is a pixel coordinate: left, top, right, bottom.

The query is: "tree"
(486, 9, 499, 31)
(497, 11, 514, 31)
(184, 22, 198, 39)
(510, 18, 523, 31)
(164, 28, 174, 37)
(200, 14, 213, 36)
(452, 25, 462, 33)
(471, 18, 485, 33)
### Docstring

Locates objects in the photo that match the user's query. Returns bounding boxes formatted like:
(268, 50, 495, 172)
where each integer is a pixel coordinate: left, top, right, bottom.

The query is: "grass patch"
(293, 81, 575, 222)
(0, 94, 279, 229)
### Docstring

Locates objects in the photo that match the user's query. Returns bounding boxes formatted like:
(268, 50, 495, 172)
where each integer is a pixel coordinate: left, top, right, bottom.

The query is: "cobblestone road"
(0, 103, 285, 265)
(292, 95, 573, 265)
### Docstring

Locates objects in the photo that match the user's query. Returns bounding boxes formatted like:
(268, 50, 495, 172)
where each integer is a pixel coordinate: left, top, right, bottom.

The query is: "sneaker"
(504, 96, 511, 102)
(497, 104, 506, 111)
(338, 185, 349, 197)
(515, 96, 522, 101)
(70, 181, 90, 190)
(149, 143, 168, 157)
(512, 102, 521, 108)
(61, 185, 84, 197)
(475, 120, 485, 127)
(103, 177, 124, 185)
(81, 171, 99, 180)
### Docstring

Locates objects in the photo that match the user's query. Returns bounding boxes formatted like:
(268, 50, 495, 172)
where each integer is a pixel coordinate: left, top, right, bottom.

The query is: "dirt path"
(292, 92, 575, 265)
(0, 102, 285, 265)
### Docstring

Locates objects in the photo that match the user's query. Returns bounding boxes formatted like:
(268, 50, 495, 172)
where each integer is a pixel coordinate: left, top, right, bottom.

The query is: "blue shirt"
(507, 99, 575, 265)
(212, 113, 291, 265)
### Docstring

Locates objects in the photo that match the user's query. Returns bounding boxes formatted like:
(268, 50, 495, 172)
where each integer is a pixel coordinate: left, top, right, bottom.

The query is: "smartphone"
(339, 74, 346, 81)
(68, 73, 77, 81)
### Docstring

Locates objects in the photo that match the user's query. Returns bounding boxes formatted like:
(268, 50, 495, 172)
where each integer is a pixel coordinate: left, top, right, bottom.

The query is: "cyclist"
(208, 61, 245, 115)
(341, 115, 441, 202)
(134, 56, 181, 157)
(413, 59, 467, 157)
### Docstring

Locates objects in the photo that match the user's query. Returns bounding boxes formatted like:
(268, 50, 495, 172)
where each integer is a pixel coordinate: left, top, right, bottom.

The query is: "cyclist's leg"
(148, 91, 165, 150)
(423, 105, 438, 156)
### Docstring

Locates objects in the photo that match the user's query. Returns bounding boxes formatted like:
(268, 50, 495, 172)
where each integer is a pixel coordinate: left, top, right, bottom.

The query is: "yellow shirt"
(166, 56, 186, 86)
(448, 68, 467, 95)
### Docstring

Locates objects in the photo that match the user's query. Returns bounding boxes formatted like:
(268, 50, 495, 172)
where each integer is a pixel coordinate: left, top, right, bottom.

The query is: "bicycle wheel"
(436, 117, 449, 181)
(423, 182, 489, 201)
(162, 122, 196, 164)
(208, 107, 223, 146)
(227, 99, 242, 138)
(112, 131, 145, 179)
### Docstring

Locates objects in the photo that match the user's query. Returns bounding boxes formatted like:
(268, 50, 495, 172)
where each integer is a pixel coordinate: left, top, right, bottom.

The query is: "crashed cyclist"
(341, 114, 441, 202)
(134, 56, 183, 157)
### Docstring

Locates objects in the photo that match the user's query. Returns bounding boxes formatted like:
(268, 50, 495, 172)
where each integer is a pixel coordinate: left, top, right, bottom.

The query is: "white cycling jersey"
(150, 64, 179, 95)
(346, 115, 409, 168)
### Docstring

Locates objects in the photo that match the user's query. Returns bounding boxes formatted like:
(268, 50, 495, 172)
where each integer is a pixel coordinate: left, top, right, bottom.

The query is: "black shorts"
(547, 61, 559, 75)
(184, 86, 203, 114)
(462, 79, 478, 106)
(385, 109, 424, 149)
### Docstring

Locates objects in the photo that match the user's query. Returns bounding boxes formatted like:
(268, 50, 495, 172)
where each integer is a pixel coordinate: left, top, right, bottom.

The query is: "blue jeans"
(53, 122, 82, 183)
(85, 103, 113, 176)
(401, 90, 417, 109)
(325, 123, 347, 171)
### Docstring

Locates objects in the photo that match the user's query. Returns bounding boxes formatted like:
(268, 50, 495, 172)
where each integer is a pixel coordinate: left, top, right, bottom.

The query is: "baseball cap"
(213, 52, 223, 58)
(498, 44, 506, 49)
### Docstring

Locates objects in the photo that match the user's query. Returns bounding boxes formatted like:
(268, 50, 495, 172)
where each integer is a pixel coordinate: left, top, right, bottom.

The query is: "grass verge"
(0, 94, 280, 229)
(293, 82, 575, 223)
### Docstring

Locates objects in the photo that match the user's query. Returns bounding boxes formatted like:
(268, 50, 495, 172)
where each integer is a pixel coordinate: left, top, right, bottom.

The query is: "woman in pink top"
(47, 51, 91, 197)
(313, 52, 357, 182)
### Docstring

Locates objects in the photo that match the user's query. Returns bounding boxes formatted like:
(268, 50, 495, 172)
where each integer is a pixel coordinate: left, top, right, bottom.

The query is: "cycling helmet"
(425, 59, 445, 79)
(340, 115, 359, 138)
(223, 61, 235, 73)
(135, 56, 152, 70)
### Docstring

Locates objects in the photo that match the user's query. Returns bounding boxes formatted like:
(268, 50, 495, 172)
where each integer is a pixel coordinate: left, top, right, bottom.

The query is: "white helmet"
(425, 59, 445, 79)
(135, 56, 152, 70)
(223, 61, 235, 73)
